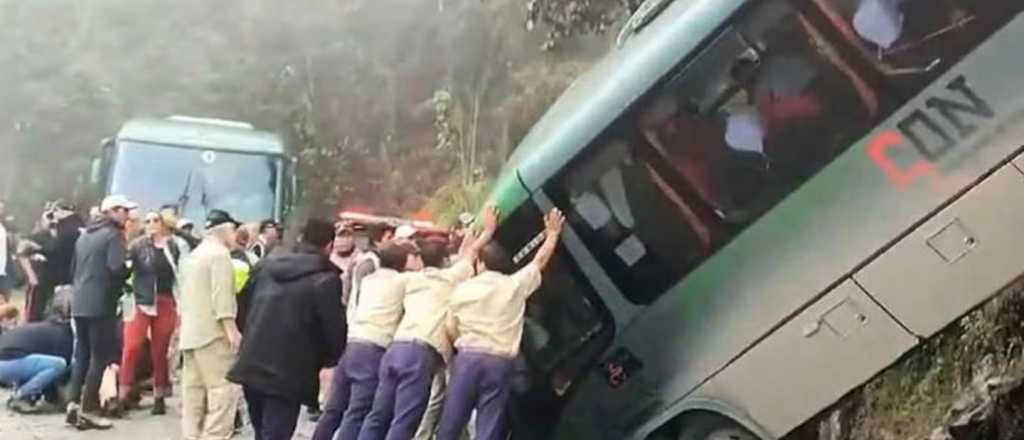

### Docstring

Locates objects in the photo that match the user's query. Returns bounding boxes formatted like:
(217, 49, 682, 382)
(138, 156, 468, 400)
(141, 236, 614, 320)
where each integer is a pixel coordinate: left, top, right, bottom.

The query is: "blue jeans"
(0, 354, 68, 400)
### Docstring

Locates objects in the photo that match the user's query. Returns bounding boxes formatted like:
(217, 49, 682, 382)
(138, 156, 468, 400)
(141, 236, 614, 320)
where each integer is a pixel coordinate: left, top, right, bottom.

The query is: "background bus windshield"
(109, 140, 279, 224)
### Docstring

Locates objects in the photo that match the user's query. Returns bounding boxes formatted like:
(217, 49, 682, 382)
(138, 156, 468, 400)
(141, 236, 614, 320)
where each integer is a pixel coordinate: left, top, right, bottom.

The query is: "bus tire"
(675, 411, 760, 440)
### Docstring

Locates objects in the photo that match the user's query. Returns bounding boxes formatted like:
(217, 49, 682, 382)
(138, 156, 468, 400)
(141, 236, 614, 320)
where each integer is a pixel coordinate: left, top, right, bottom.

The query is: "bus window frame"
(545, 0, 908, 306)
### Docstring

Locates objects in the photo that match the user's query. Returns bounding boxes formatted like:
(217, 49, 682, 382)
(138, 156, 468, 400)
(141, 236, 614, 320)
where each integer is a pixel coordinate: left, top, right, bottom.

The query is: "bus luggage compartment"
(855, 162, 1024, 338)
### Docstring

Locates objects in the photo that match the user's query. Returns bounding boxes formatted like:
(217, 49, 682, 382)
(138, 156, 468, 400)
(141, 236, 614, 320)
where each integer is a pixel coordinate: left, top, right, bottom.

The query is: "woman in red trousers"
(118, 211, 182, 415)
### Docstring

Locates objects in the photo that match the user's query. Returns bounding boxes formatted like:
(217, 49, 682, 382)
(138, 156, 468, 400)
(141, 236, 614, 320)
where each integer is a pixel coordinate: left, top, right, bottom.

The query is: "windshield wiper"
(177, 170, 195, 214)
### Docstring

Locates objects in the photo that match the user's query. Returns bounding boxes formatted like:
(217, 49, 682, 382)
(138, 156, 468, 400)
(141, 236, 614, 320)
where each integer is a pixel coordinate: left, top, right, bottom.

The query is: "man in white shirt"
(312, 242, 421, 440)
(357, 207, 498, 440)
(436, 208, 565, 440)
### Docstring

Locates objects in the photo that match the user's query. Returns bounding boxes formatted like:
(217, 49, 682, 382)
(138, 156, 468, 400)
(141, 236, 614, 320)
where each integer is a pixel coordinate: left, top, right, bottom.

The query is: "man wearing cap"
(65, 194, 137, 430)
(435, 208, 565, 440)
(357, 207, 498, 440)
(179, 209, 243, 440)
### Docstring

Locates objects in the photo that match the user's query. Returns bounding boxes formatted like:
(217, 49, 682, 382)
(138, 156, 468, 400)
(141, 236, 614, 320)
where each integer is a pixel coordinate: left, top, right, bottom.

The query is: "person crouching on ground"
(0, 287, 74, 414)
(357, 206, 498, 440)
(178, 210, 243, 440)
(227, 219, 347, 440)
(116, 211, 182, 416)
(435, 208, 564, 440)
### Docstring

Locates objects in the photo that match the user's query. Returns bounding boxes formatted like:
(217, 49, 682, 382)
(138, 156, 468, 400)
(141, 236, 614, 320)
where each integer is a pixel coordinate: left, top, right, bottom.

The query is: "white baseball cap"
(99, 195, 138, 212)
(395, 224, 417, 240)
(177, 218, 195, 229)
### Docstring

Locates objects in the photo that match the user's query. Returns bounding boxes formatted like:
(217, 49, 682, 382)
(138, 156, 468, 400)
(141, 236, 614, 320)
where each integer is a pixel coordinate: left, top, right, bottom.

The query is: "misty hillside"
(0, 0, 632, 226)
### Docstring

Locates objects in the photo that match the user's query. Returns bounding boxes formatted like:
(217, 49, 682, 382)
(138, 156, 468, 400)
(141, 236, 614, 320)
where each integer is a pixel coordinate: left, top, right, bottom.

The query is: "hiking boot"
(76, 411, 114, 431)
(102, 399, 124, 419)
(65, 402, 80, 427)
(151, 397, 166, 416)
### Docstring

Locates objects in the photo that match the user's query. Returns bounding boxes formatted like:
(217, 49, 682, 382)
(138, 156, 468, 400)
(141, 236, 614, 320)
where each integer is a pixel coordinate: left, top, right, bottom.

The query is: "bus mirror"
(100, 137, 114, 150)
(90, 157, 103, 185)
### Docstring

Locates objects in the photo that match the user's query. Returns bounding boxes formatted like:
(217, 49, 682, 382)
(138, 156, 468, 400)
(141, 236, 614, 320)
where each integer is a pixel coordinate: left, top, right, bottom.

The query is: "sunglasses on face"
(145, 217, 161, 224)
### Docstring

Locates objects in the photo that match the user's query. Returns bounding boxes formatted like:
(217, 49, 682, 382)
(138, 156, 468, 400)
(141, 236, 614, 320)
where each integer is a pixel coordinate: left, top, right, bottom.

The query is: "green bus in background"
(487, 0, 1024, 439)
(90, 116, 299, 225)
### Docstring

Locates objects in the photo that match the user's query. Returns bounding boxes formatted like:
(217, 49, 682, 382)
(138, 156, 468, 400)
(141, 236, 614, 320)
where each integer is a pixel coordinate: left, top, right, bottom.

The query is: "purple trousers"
(435, 351, 515, 440)
(313, 342, 386, 440)
(357, 341, 441, 440)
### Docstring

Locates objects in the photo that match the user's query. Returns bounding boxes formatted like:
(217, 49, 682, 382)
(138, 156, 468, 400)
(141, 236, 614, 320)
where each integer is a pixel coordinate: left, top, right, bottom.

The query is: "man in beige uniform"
(436, 208, 564, 440)
(313, 242, 421, 440)
(357, 207, 498, 440)
(178, 210, 243, 440)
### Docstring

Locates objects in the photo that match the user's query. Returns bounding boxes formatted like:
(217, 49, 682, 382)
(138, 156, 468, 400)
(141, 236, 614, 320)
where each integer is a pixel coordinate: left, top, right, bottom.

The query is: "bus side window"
(640, 0, 883, 222)
(814, 0, 1023, 93)
(549, 137, 713, 304)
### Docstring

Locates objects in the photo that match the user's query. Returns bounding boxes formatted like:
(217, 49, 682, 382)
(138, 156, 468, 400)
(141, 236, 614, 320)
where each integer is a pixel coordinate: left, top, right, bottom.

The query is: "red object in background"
(336, 211, 450, 241)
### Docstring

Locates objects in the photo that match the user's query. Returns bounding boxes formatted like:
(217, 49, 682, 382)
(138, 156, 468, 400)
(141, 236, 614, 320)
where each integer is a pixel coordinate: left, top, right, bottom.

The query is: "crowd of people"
(0, 194, 565, 440)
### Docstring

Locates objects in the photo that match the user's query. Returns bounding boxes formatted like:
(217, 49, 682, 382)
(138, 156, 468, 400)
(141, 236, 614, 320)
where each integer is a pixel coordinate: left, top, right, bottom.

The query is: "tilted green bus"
(487, 0, 1024, 439)
(90, 116, 299, 225)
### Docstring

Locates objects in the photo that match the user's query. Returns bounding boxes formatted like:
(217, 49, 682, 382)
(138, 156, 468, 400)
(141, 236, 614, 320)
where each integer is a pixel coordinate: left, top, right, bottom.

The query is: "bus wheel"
(676, 412, 760, 440)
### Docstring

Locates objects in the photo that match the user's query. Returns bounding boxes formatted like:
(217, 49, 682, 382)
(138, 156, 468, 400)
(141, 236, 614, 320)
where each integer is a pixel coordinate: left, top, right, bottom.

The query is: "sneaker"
(65, 402, 80, 427)
(151, 397, 166, 416)
(31, 399, 59, 414)
(9, 398, 39, 414)
(76, 412, 114, 431)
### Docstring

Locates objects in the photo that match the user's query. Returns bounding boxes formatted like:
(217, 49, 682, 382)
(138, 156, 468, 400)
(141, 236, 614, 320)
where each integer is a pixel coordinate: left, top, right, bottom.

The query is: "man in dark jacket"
(228, 219, 347, 440)
(66, 195, 135, 430)
(21, 202, 84, 322)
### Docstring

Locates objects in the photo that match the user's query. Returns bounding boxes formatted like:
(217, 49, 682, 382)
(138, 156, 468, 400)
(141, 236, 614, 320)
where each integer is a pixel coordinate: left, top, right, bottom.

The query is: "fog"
(0, 0, 616, 226)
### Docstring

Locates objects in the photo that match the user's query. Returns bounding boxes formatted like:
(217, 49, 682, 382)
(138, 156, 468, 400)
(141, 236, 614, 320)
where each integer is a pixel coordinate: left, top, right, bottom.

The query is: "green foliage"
(526, 0, 641, 50)
(426, 179, 492, 228)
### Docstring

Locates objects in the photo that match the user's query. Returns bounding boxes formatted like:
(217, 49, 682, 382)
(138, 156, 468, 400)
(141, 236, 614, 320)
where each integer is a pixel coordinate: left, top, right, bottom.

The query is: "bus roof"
(117, 117, 286, 156)
(498, 0, 744, 198)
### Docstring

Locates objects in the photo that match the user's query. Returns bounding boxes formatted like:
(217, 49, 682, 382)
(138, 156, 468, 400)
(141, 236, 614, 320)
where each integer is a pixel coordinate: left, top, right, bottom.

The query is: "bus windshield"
(109, 140, 280, 223)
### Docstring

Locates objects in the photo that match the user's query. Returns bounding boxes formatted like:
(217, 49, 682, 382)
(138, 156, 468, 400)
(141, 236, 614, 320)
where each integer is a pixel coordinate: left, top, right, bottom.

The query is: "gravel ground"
(0, 373, 322, 440)
(0, 289, 320, 439)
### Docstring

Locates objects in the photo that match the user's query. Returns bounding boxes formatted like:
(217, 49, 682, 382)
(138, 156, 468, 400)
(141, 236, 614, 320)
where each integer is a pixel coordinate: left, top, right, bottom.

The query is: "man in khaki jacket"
(178, 210, 243, 440)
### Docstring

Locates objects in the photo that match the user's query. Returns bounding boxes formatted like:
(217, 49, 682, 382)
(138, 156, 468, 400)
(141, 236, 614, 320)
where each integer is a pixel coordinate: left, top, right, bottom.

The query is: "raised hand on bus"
(532, 208, 565, 272)
(456, 204, 500, 263)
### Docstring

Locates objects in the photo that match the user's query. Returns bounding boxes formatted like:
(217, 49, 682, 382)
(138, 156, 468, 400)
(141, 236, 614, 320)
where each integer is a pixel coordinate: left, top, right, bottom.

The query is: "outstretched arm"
(455, 204, 499, 263)
(530, 208, 566, 273)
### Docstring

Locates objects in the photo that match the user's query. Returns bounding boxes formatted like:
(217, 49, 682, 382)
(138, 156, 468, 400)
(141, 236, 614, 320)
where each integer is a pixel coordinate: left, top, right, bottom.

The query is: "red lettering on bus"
(867, 130, 937, 187)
